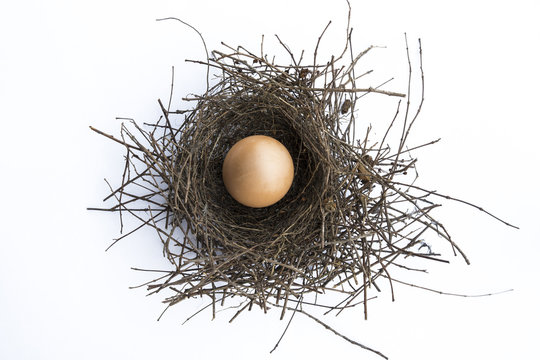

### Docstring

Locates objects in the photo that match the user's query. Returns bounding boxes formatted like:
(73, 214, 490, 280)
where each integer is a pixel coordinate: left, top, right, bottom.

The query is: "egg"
(222, 135, 294, 208)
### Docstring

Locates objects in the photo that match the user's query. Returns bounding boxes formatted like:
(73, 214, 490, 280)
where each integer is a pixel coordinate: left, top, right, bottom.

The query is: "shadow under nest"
(89, 30, 516, 358)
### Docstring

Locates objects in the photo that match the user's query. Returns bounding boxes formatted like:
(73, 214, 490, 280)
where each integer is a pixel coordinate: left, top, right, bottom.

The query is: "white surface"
(1, 0, 538, 359)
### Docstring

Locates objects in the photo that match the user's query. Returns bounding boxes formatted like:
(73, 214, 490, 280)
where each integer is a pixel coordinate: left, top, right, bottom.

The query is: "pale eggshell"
(222, 135, 294, 208)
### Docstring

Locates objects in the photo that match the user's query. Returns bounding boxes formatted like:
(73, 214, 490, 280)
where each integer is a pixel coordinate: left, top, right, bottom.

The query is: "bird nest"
(90, 18, 516, 359)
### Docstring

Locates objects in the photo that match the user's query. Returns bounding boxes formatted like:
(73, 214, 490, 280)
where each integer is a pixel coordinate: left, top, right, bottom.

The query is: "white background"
(1, 0, 539, 359)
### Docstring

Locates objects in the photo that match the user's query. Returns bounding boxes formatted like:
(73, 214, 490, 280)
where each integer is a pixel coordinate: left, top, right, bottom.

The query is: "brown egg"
(222, 135, 294, 208)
